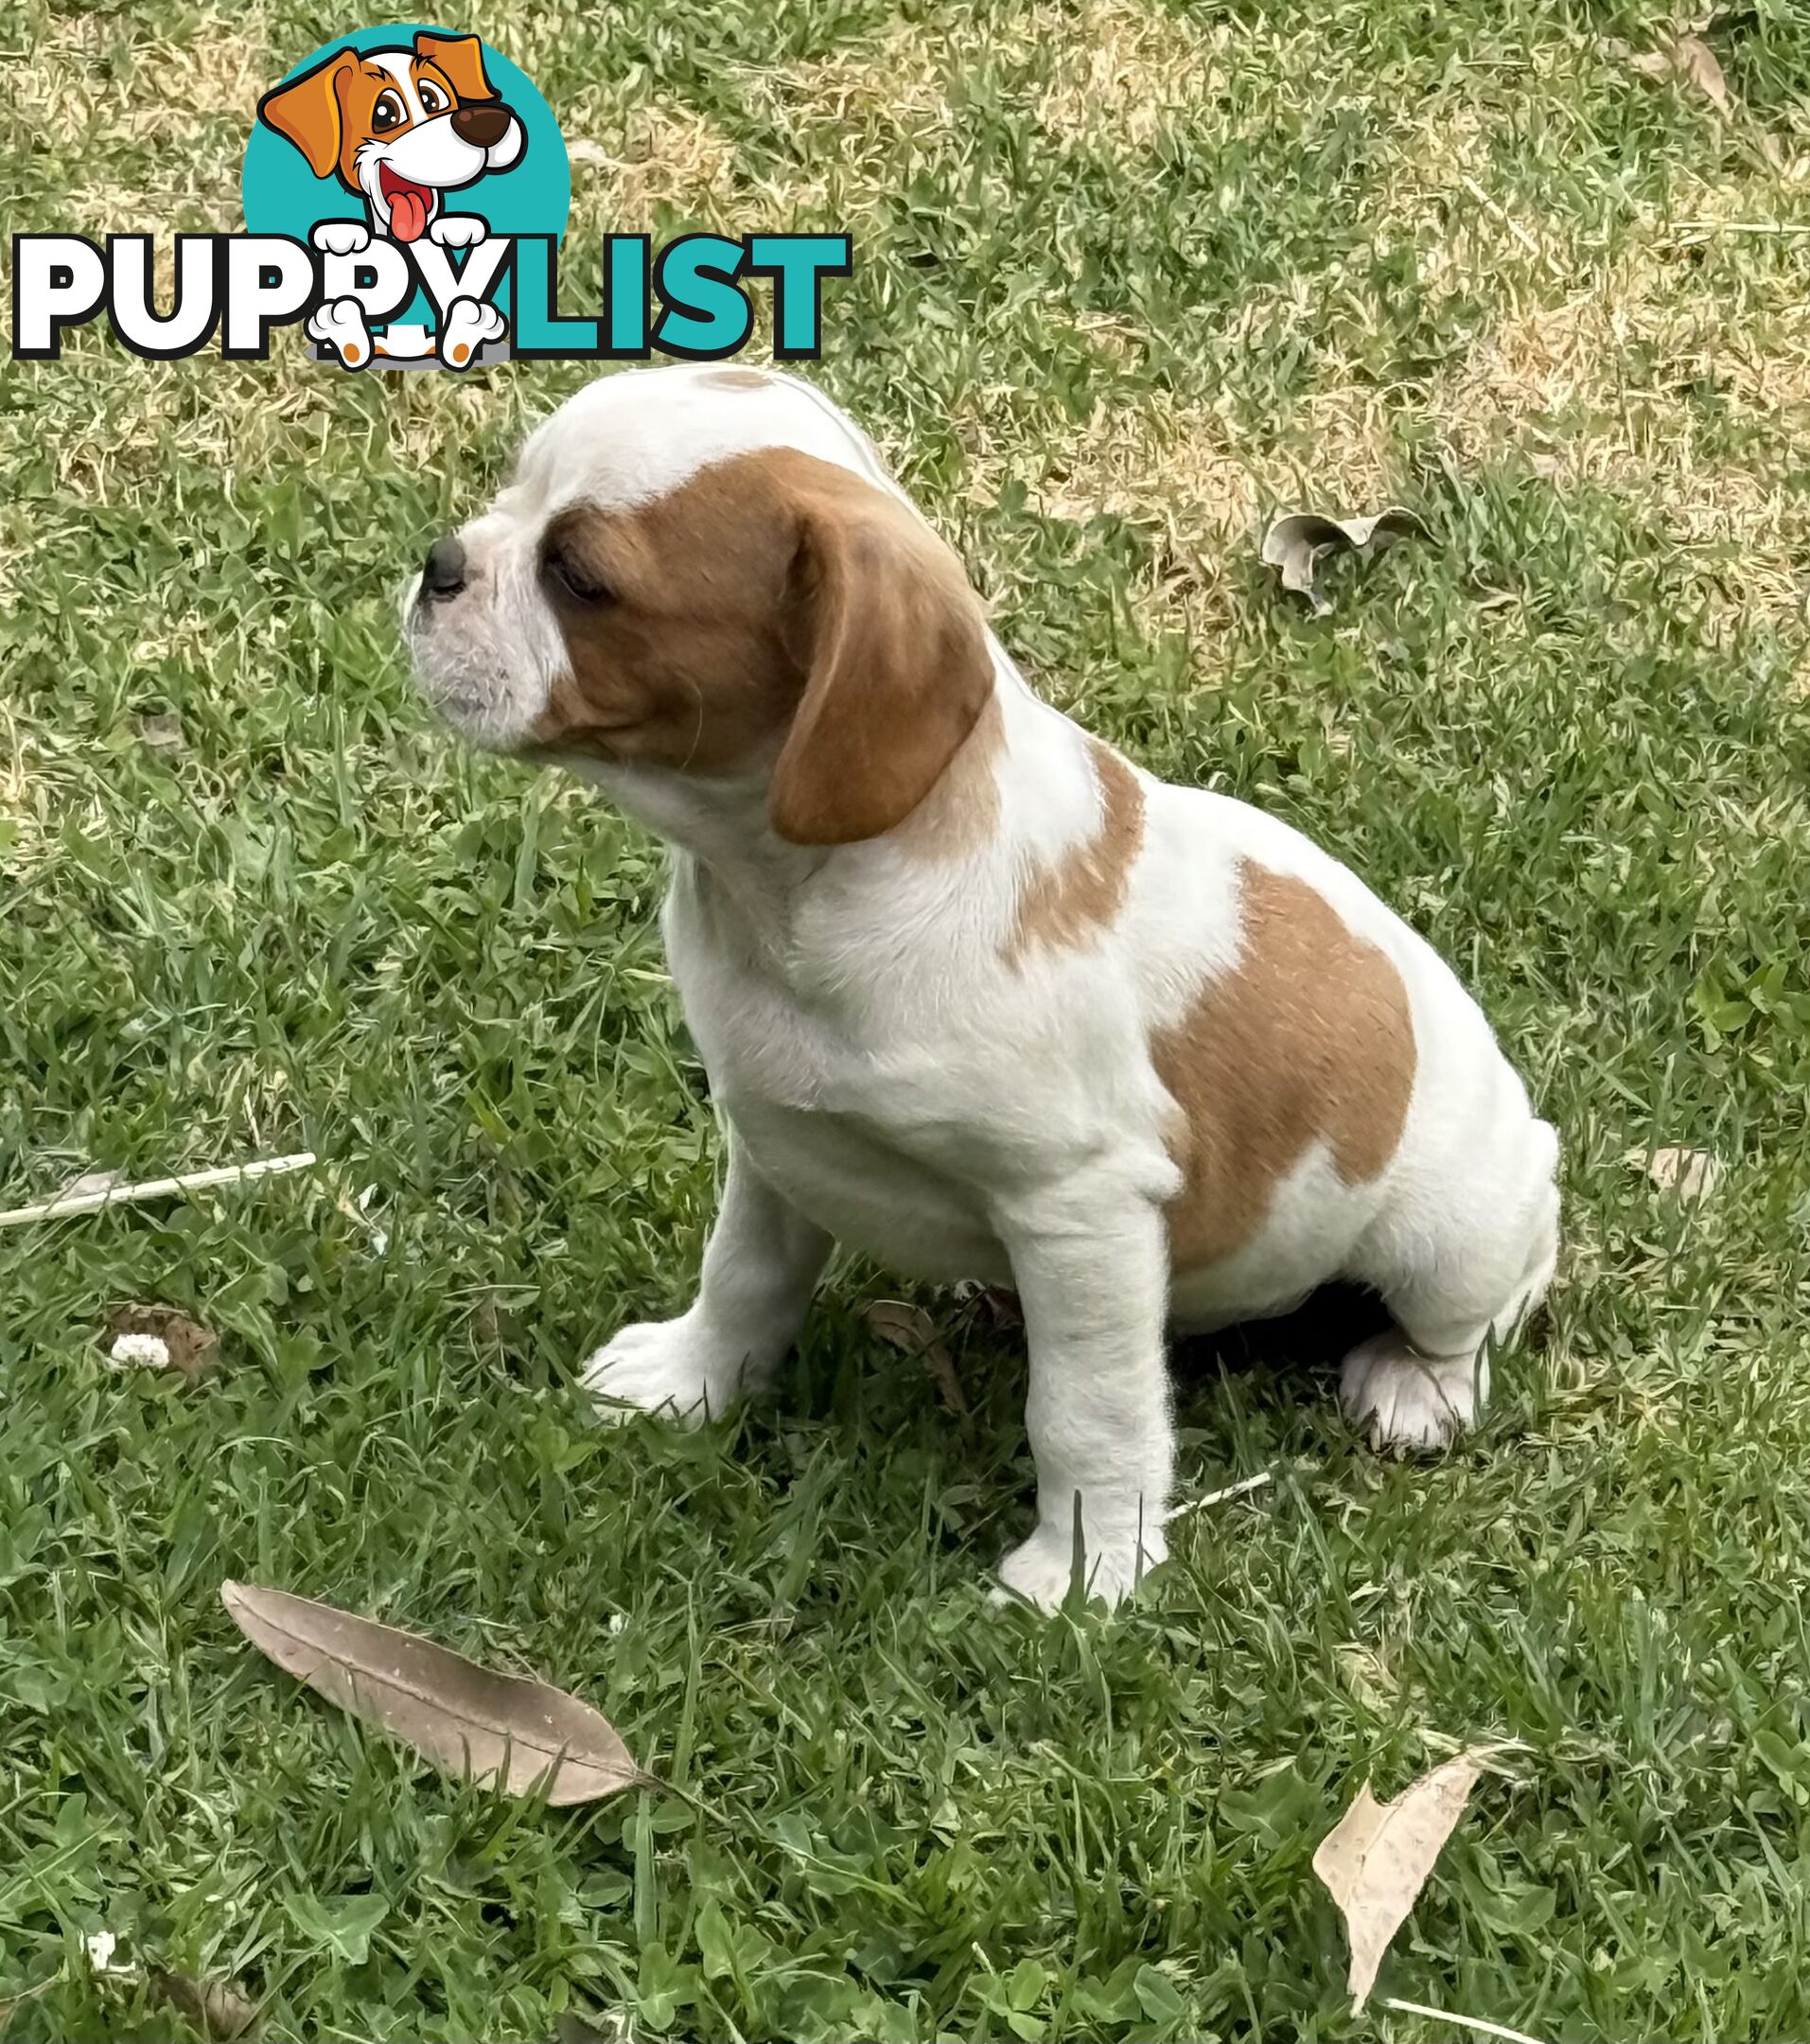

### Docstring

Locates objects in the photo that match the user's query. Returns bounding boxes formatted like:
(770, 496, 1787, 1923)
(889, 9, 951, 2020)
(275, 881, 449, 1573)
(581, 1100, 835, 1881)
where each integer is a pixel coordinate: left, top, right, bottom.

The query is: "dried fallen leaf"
(1638, 1144, 1723, 1203)
(976, 1285, 1024, 1330)
(1313, 1745, 1509, 2011)
(149, 1970, 259, 2040)
(863, 1299, 968, 1415)
(1261, 508, 1427, 617)
(565, 138, 610, 168)
(220, 1582, 648, 1806)
(1614, 33, 1733, 118)
(106, 1304, 219, 1377)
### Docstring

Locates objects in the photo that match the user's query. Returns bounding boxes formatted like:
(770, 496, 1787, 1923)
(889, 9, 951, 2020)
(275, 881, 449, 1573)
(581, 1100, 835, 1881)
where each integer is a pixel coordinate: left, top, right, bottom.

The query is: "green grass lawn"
(5, 0, 1810, 2037)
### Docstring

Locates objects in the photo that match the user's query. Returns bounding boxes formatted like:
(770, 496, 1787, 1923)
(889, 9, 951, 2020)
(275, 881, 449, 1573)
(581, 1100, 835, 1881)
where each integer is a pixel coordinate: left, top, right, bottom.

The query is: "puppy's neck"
(562, 652, 1072, 939)
(564, 757, 814, 888)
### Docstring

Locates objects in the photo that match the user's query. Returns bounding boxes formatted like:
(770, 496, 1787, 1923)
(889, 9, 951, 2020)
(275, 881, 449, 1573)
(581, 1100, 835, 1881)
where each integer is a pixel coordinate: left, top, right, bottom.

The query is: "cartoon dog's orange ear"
(414, 31, 496, 102)
(257, 47, 356, 179)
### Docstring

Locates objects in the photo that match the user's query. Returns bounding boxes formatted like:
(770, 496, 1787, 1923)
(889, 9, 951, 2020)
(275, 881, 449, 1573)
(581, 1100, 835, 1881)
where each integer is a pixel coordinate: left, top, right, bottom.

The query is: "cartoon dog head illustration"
(256, 31, 525, 243)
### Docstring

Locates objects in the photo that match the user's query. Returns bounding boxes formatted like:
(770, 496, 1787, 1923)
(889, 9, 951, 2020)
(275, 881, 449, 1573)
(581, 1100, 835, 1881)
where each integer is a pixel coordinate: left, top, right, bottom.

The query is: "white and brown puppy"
(407, 363, 1560, 1611)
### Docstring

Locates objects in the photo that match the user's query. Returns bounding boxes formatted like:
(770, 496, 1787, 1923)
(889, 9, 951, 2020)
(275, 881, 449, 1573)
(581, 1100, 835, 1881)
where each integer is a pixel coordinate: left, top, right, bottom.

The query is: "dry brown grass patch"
(760, 26, 951, 129)
(565, 103, 745, 232)
(1429, 194, 1810, 621)
(1029, 0, 1227, 150)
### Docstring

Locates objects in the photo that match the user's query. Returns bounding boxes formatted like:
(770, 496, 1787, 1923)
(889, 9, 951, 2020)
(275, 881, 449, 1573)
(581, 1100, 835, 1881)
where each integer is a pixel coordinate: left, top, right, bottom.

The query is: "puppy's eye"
(543, 543, 612, 604)
(418, 80, 448, 114)
(372, 90, 406, 132)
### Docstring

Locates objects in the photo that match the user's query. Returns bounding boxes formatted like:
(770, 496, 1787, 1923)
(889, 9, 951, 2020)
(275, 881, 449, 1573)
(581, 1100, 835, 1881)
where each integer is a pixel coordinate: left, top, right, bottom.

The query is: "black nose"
(451, 101, 513, 149)
(420, 537, 466, 601)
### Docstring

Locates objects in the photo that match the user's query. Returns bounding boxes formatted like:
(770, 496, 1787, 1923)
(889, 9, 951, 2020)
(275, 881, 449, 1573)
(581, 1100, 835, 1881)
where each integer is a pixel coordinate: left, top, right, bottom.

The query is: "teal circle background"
(241, 24, 569, 245)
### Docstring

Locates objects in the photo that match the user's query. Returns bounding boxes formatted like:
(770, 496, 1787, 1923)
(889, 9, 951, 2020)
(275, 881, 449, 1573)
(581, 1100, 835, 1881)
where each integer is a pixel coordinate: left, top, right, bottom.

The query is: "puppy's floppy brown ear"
(414, 31, 496, 102)
(256, 48, 356, 180)
(771, 485, 993, 845)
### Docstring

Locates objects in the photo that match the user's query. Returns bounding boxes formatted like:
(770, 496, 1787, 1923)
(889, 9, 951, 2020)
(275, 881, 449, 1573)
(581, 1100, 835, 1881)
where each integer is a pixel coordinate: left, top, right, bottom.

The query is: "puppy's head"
(257, 32, 524, 241)
(405, 366, 995, 845)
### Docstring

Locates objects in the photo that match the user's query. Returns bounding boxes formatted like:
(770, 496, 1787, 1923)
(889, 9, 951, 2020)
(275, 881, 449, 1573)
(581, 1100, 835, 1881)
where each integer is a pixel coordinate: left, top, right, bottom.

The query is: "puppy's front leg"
(994, 1181, 1174, 1611)
(582, 1139, 830, 1422)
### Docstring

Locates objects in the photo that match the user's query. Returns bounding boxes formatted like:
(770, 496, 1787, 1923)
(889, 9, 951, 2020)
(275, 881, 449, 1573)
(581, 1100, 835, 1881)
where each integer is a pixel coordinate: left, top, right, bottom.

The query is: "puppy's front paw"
(430, 214, 487, 249)
(311, 220, 372, 256)
(1341, 1332, 1483, 1453)
(993, 1518, 1167, 1613)
(580, 1316, 744, 1425)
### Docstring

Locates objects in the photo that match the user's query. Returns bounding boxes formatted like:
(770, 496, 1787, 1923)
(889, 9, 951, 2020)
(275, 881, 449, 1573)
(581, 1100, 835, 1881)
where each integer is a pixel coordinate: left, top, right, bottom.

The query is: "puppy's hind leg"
(1343, 1130, 1559, 1454)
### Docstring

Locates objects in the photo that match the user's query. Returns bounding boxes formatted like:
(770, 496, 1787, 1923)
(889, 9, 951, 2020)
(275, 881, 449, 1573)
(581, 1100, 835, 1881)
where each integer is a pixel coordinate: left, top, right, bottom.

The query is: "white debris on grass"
(108, 1332, 172, 1370)
(84, 1929, 134, 1977)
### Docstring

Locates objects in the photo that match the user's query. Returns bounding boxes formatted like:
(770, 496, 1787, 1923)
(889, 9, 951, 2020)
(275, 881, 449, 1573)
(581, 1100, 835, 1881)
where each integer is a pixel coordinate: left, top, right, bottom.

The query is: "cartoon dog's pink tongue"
(378, 165, 432, 243)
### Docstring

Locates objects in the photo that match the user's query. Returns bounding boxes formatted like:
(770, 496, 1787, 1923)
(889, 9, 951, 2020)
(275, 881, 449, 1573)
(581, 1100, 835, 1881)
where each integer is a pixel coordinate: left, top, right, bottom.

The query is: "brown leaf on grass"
(1313, 1745, 1511, 2011)
(1260, 508, 1427, 617)
(106, 1304, 219, 1377)
(148, 1970, 259, 2039)
(220, 1583, 649, 1806)
(1616, 33, 1734, 118)
(1638, 1144, 1723, 1203)
(976, 1286, 1024, 1330)
(863, 1299, 969, 1415)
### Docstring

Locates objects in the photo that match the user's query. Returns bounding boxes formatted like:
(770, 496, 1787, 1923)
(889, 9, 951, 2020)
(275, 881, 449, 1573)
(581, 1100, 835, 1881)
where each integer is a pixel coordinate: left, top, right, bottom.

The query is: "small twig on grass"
(1381, 1997, 1551, 2044)
(1457, 174, 1543, 257)
(0, 1152, 317, 1228)
(1168, 1469, 1275, 1520)
(1671, 220, 1810, 234)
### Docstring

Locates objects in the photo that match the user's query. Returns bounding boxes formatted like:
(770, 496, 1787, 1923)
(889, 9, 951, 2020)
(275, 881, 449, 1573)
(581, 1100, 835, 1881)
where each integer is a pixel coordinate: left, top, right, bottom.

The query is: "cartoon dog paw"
(307, 295, 373, 369)
(430, 215, 488, 250)
(310, 220, 372, 257)
(438, 297, 506, 369)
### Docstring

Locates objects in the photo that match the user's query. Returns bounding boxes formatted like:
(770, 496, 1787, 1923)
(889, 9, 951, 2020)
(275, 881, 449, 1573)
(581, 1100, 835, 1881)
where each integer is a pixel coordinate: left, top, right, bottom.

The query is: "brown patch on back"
(1004, 740, 1144, 960)
(527, 446, 994, 841)
(1153, 862, 1416, 1269)
(699, 367, 774, 390)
